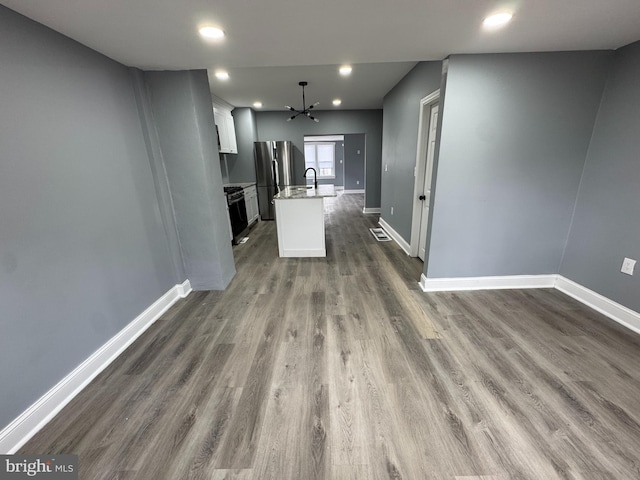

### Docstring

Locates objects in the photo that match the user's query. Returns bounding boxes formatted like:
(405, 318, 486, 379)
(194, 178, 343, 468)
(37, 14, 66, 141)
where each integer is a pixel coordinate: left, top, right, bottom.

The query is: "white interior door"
(418, 104, 438, 261)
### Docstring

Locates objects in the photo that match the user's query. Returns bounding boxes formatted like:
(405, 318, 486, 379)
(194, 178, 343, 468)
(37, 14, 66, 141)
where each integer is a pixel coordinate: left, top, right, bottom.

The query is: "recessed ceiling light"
(483, 12, 513, 28)
(332, 99, 342, 106)
(199, 26, 225, 39)
(253, 101, 263, 108)
(339, 65, 352, 76)
(215, 70, 229, 81)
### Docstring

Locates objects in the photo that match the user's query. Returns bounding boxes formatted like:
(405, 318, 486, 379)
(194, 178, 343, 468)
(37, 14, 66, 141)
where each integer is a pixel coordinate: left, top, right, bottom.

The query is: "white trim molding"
(419, 274, 556, 292)
(362, 207, 381, 214)
(418, 273, 640, 336)
(378, 218, 411, 255)
(343, 189, 365, 194)
(0, 279, 192, 454)
(555, 276, 640, 335)
(279, 248, 326, 257)
(176, 279, 192, 298)
(410, 89, 440, 258)
(211, 95, 234, 111)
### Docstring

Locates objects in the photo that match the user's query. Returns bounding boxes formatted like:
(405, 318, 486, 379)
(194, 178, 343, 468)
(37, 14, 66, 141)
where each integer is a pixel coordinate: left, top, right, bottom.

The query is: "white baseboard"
(0, 279, 192, 454)
(555, 276, 640, 335)
(176, 279, 192, 298)
(280, 249, 326, 257)
(418, 273, 640, 336)
(362, 207, 381, 214)
(343, 189, 365, 194)
(419, 273, 556, 292)
(378, 218, 411, 255)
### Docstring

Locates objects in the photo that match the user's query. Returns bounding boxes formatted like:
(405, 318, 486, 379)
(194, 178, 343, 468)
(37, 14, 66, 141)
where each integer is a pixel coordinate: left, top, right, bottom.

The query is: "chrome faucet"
(304, 167, 318, 189)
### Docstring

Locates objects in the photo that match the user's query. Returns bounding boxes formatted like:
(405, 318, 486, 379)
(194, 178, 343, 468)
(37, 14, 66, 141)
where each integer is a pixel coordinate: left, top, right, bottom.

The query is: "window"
(304, 142, 335, 179)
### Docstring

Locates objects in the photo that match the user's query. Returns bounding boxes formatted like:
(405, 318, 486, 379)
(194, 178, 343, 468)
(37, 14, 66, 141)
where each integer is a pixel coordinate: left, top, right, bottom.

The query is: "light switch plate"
(621, 257, 636, 275)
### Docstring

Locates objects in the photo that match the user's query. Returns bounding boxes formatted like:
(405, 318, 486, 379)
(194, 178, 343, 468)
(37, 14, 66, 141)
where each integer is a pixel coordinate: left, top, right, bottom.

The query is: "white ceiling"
(3, 0, 640, 109)
(206, 63, 417, 110)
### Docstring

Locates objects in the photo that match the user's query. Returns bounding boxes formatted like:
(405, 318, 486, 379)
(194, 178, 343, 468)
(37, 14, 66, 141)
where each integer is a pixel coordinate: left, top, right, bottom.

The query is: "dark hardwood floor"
(21, 193, 640, 479)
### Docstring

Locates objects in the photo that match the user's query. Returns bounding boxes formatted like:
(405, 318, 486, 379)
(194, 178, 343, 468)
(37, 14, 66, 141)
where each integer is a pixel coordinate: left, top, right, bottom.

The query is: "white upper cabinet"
(213, 104, 237, 154)
(225, 113, 237, 154)
(213, 109, 230, 153)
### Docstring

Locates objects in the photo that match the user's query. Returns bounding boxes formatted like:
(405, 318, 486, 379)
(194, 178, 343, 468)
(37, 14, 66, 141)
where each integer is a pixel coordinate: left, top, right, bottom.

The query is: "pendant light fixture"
(285, 81, 320, 122)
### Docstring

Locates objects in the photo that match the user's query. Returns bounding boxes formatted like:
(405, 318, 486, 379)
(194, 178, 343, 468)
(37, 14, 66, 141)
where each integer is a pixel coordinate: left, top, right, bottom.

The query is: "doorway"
(409, 90, 440, 260)
(302, 134, 366, 195)
(303, 135, 344, 187)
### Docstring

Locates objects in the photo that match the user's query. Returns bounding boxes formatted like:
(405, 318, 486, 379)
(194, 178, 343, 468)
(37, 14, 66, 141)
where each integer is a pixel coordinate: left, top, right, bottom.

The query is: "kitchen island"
(273, 184, 337, 257)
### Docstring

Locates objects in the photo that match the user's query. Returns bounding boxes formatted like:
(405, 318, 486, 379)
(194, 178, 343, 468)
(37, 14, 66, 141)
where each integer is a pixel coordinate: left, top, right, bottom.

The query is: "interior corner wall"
(425, 51, 612, 279)
(143, 70, 236, 290)
(229, 107, 258, 183)
(0, 6, 180, 429)
(334, 140, 345, 187)
(380, 61, 444, 242)
(559, 41, 640, 313)
(344, 134, 366, 190)
(254, 110, 383, 208)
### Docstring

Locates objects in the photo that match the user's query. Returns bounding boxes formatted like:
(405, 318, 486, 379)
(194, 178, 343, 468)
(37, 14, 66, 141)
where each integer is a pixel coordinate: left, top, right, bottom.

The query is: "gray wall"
(228, 107, 258, 184)
(131, 69, 186, 283)
(255, 110, 383, 208)
(425, 51, 612, 278)
(144, 70, 236, 290)
(335, 141, 345, 187)
(380, 62, 444, 240)
(344, 134, 366, 190)
(0, 6, 181, 428)
(560, 41, 640, 312)
(219, 155, 230, 185)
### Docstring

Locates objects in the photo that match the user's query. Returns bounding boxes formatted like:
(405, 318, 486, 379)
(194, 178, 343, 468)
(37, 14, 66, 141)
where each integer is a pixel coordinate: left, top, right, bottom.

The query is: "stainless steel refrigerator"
(254, 141, 294, 220)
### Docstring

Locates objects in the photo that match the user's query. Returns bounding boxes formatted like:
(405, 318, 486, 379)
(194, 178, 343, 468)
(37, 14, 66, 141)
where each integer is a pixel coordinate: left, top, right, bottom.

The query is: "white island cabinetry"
(273, 185, 337, 257)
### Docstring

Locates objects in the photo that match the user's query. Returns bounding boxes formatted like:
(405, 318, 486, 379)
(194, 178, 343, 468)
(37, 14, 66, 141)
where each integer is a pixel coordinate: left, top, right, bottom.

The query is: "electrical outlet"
(621, 257, 636, 276)
(391, 207, 394, 215)
(357, 150, 361, 154)
(385, 164, 388, 172)
(356, 180, 359, 185)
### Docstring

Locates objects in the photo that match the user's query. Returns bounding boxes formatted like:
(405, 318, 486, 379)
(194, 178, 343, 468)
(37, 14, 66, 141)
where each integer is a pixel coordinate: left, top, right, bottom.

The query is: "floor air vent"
(370, 227, 392, 242)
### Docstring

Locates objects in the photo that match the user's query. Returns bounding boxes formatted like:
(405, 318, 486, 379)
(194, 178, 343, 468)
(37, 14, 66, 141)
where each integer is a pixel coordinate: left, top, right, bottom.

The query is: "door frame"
(409, 89, 440, 257)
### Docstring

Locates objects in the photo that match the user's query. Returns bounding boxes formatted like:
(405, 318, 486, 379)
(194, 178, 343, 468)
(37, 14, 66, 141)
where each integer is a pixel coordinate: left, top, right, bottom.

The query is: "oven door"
(228, 194, 248, 242)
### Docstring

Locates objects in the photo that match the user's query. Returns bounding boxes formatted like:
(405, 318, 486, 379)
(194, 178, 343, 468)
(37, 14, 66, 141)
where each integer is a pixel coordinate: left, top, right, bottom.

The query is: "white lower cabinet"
(244, 185, 259, 225)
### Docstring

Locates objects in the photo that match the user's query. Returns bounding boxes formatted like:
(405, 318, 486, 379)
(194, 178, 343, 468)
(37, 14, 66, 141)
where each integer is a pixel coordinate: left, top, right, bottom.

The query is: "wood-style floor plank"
(19, 193, 640, 480)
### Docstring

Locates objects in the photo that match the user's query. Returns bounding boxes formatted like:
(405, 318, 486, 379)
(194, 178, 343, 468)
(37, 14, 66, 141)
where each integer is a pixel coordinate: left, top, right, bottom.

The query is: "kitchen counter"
(273, 184, 335, 257)
(274, 184, 337, 200)
(223, 182, 256, 189)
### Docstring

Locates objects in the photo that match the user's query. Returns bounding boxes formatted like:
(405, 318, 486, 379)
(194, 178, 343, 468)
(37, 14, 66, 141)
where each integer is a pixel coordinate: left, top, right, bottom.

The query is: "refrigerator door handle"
(273, 159, 280, 192)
